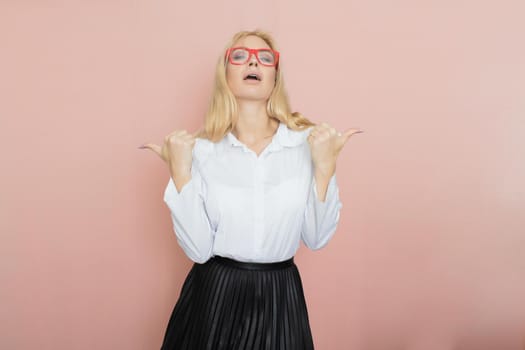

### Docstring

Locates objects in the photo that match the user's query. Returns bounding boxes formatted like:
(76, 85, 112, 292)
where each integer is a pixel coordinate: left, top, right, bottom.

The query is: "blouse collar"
(225, 121, 307, 154)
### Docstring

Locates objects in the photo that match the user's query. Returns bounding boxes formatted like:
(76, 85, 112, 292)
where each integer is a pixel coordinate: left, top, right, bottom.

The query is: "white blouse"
(163, 121, 343, 263)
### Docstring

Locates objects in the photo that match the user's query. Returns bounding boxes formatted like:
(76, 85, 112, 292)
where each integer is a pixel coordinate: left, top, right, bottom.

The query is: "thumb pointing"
(139, 143, 162, 157)
(341, 128, 364, 140)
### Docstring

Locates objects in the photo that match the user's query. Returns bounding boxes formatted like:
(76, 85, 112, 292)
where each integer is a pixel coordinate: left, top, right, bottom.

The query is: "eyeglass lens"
(230, 48, 276, 65)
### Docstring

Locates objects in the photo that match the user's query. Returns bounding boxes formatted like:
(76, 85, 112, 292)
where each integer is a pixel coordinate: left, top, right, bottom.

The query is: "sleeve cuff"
(163, 170, 204, 208)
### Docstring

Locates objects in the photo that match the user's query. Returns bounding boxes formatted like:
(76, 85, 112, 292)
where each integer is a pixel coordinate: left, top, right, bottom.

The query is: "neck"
(233, 100, 279, 144)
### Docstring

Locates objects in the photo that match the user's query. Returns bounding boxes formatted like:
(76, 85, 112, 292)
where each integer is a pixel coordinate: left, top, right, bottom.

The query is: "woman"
(141, 29, 363, 350)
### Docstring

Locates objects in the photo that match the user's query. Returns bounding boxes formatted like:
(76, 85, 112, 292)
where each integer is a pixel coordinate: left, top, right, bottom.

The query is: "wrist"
(169, 162, 190, 178)
(170, 167, 192, 193)
(314, 162, 336, 179)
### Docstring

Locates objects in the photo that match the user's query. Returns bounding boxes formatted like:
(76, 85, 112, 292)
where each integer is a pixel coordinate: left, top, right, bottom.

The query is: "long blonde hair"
(197, 29, 315, 142)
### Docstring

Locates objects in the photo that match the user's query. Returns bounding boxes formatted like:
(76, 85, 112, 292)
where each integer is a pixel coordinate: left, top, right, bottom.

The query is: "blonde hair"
(196, 29, 315, 142)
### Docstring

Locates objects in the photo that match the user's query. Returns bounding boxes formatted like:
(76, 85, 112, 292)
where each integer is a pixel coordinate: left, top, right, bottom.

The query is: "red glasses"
(225, 47, 280, 67)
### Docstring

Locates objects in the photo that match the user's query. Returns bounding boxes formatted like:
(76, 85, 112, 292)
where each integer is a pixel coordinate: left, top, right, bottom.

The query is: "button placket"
(252, 157, 265, 257)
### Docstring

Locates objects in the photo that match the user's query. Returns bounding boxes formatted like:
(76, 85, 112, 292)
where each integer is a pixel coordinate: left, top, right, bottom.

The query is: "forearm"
(164, 173, 214, 264)
(314, 163, 336, 202)
(301, 170, 342, 250)
(170, 163, 192, 193)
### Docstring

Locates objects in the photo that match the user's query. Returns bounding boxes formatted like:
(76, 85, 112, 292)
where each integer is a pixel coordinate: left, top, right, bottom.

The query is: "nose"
(248, 53, 258, 66)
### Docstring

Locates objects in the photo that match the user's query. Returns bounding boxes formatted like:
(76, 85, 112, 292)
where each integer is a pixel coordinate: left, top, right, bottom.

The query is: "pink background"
(1, 1, 524, 349)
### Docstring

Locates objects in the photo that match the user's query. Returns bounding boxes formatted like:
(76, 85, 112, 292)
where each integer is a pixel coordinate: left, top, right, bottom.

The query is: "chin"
(237, 95, 270, 102)
(233, 91, 273, 101)
(229, 84, 274, 102)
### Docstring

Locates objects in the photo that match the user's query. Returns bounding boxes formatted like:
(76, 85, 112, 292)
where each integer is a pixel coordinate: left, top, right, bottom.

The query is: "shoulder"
(192, 137, 215, 166)
(280, 124, 314, 148)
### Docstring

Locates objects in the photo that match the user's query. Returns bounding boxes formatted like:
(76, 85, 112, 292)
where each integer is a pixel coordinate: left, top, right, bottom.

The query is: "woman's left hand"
(307, 122, 363, 176)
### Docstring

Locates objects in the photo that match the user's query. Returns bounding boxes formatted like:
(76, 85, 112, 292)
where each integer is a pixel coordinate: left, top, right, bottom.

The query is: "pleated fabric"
(160, 256, 314, 350)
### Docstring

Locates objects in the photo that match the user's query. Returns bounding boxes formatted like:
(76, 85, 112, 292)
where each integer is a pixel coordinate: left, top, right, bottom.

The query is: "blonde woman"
(141, 29, 363, 349)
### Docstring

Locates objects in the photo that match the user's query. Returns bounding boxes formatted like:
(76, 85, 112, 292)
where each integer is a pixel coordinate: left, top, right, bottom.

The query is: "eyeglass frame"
(225, 47, 280, 68)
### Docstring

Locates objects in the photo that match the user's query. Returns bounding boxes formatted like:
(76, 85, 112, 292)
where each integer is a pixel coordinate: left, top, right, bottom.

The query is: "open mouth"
(243, 73, 261, 81)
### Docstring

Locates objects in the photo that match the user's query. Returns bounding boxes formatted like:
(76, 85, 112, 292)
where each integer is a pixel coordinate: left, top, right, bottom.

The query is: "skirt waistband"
(210, 255, 295, 271)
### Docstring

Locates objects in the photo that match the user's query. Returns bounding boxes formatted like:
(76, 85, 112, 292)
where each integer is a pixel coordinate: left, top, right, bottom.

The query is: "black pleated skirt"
(160, 255, 314, 350)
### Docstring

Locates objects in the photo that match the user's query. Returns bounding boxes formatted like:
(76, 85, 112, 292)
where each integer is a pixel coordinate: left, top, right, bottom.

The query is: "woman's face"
(225, 35, 277, 102)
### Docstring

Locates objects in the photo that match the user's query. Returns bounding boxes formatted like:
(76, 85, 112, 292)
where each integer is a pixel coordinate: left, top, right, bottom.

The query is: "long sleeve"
(163, 164, 215, 263)
(301, 173, 343, 250)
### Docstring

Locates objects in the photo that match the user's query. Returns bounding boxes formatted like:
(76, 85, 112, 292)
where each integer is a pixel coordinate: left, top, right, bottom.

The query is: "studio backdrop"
(1, 0, 524, 349)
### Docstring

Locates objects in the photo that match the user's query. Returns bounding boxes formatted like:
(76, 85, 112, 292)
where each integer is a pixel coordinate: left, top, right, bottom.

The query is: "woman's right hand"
(140, 130, 197, 185)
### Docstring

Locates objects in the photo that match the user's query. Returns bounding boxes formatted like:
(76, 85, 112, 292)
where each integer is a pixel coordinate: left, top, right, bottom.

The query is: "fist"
(140, 130, 196, 174)
(307, 122, 363, 171)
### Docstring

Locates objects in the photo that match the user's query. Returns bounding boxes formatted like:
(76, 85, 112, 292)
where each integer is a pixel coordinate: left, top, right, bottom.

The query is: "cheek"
(226, 67, 243, 90)
(265, 71, 276, 90)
